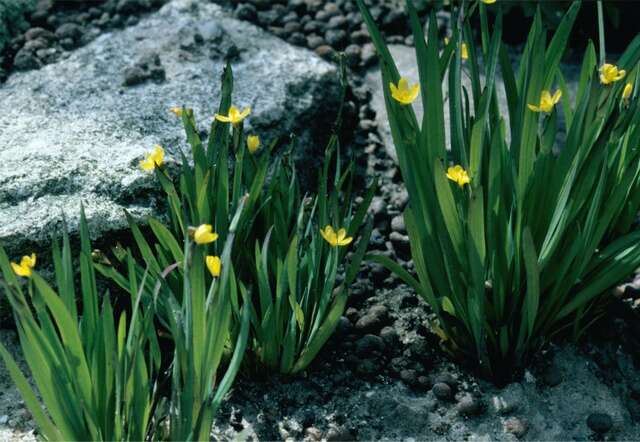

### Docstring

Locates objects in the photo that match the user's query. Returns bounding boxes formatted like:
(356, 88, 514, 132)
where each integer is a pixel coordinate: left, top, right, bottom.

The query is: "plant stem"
(597, 0, 606, 65)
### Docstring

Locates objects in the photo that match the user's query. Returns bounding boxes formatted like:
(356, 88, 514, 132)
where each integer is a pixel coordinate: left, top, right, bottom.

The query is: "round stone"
(587, 413, 613, 433)
(432, 382, 452, 400)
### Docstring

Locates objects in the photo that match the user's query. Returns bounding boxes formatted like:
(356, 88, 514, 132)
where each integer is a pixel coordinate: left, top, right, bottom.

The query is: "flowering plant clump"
(98, 62, 375, 375)
(0, 211, 159, 441)
(359, 0, 640, 380)
(250, 145, 374, 373)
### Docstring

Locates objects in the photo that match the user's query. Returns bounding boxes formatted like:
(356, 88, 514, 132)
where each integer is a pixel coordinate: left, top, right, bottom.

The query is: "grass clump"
(359, 0, 640, 380)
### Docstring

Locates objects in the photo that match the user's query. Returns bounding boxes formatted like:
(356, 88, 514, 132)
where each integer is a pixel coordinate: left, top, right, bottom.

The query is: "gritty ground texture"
(2, 0, 640, 441)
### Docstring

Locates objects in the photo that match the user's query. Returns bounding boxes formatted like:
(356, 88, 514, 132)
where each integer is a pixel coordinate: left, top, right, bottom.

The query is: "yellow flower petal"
(461, 43, 469, 60)
(12, 253, 36, 277)
(169, 106, 183, 117)
(193, 224, 218, 245)
(206, 255, 221, 278)
(527, 103, 541, 113)
(390, 77, 420, 105)
(446, 165, 470, 187)
(623, 82, 633, 101)
(321, 226, 352, 247)
(238, 107, 251, 120)
(247, 135, 261, 154)
(215, 105, 251, 125)
(140, 145, 164, 171)
(320, 225, 336, 246)
(600, 63, 626, 85)
(529, 90, 561, 113)
(481, 0, 496, 3)
(214, 113, 231, 123)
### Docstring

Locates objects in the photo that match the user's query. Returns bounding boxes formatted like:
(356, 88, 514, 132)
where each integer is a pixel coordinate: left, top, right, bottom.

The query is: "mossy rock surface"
(0, 0, 36, 53)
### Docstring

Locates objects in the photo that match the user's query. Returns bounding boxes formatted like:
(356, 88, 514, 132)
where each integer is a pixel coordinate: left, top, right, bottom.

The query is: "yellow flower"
(320, 226, 353, 247)
(214, 105, 251, 125)
(390, 77, 420, 105)
(247, 135, 261, 154)
(481, 0, 496, 4)
(140, 145, 165, 171)
(446, 165, 471, 188)
(193, 224, 219, 245)
(445, 38, 468, 61)
(622, 82, 633, 102)
(206, 255, 221, 278)
(527, 90, 562, 113)
(11, 253, 36, 278)
(600, 63, 626, 85)
(169, 106, 183, 117)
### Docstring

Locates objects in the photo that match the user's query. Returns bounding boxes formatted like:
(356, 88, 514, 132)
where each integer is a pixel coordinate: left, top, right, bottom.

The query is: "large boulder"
(0, 0, 340, 257)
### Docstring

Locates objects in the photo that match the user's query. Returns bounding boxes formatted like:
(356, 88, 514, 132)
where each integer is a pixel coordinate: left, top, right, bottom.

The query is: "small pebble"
(542, 365, 562, 386)
(456, 394, 482, 416)
(504, 417, 528, 438)
(587, 413, 613, 433)
(432, 382, 452, 400)
(305, 426, 322, 441)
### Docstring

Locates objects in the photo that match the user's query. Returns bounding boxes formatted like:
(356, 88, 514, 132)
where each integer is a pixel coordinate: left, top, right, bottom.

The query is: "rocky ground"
(2, 0, 640, 441)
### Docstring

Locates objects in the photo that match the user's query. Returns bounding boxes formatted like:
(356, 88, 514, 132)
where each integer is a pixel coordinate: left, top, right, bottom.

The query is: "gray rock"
(456, 394, 482, 416)
(504, 417, 528, 438)
(432, 382, 452, 400)
(587, 413, 613, 433)
(355, 311, 388, 334)
(542, 365, 563, 386)
(355, 334, 385, 356)
(55, 23, 83, 41)
(434, 372, 456, 388)
(379, 325, 398, 346)
(390, 214, 405, 233)
(400, 369, 418, 387)
(324, 28, 347, 49)
(12, 47, 41, 70)
(0, 0, 339, 259)
(326, 426, 352, 442)
(24, 27, 56, 42)
(305, 427, 322, 441)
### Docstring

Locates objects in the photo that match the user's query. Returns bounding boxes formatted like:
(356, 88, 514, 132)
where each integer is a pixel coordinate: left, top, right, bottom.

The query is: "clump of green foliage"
(359, 0, 640, 380)
(99, 62, 375, 375)
(0, 211, 160, 441)
(250, 144, 374, 373)
(0, 204, 251, 441)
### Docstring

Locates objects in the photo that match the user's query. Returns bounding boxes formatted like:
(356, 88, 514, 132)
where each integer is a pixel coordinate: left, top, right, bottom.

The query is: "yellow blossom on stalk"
(622, 82, 633, 103)
(247, 135, 261, 154)
(481, 0, 496, 4)
(390, 77, 420, 105)
(11, 253, 36, 278)
(600, 63, 626, 85)
(444, 37, 468, 60)
(193, 224, 218, 245)
(206, 256, 221, 278)
(446, 165, 471, 188)
(169, 106, 183, 117)
(214, 105, 251, 125)
(139, 145, 165, 171)
(320, 226, 353, 247)
(527, 90, 562, 113)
